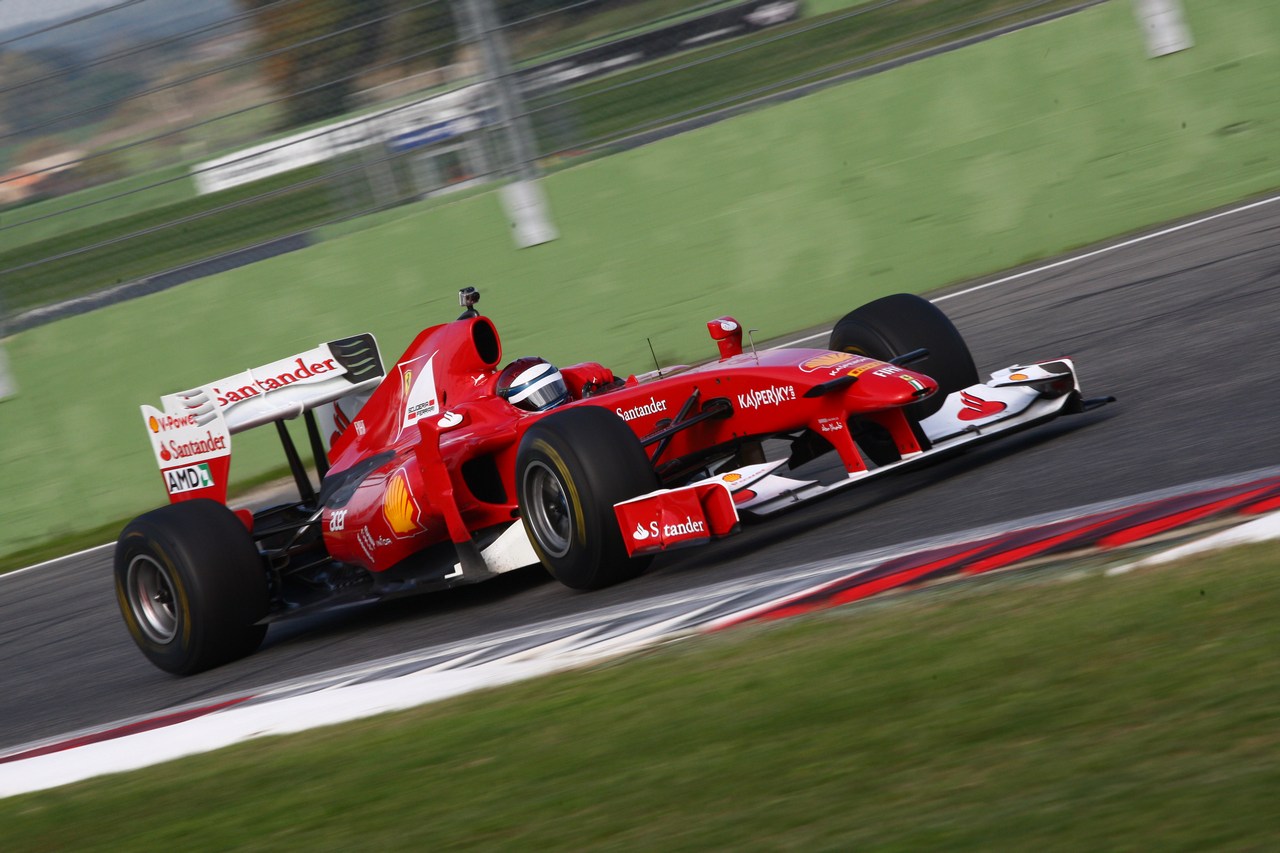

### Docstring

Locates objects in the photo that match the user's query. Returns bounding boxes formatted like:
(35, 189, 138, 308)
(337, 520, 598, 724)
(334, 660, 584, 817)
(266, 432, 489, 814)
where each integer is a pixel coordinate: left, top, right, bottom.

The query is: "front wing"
(613, 358, 1111, 542)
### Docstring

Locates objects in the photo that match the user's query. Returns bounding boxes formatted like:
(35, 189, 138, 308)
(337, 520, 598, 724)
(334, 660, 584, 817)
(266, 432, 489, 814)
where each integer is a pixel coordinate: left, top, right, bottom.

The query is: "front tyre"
(517, 407, 659, 590)
(829, 292, 978, 419)
(115, 499, 269, 675)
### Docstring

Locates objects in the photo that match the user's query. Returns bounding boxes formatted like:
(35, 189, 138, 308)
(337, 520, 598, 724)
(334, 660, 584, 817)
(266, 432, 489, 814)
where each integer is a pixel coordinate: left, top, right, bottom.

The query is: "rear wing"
(141, 334, 384, 505)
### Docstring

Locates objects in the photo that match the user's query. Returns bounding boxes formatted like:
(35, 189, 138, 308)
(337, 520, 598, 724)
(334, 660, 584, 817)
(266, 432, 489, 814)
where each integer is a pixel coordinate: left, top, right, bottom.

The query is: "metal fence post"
(0, 343, 15, 402)
(457, 0, 557, 247)
(0, 290, 14, 399)
(0, 262, 14, 401)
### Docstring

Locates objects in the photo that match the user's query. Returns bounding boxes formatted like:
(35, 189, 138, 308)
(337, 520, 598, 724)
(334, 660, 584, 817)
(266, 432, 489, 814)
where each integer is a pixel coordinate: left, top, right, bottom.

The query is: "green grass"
(0, 463, 307, 576)
(0, 519, 120, 574)
(0, 89, 287, 260)
(0, 0, 1277, 560)
(515, 0, 877, 67)
(806, 0, 880, 16)
(513, 0, 749, 63)
(0, 0, 1088, 315)
(527, 0, 1094, 149)
(0, 165, 194, 254)
(0, 166, 336, 314)
(2, 542, 1277, 848)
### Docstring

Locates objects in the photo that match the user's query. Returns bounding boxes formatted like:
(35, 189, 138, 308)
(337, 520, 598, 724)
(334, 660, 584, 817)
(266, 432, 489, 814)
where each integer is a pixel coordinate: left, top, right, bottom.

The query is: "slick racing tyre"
(115, 499, 269, 675)
(517, 407, 660, 590)
(829, 292, 978, 419)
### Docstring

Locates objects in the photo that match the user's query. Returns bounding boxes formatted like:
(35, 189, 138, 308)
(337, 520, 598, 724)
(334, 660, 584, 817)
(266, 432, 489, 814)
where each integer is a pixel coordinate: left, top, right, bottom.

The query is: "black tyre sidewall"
(114, 499, 268, 675)
(517, 407, 658, 590)
(829, 293, 978, 419)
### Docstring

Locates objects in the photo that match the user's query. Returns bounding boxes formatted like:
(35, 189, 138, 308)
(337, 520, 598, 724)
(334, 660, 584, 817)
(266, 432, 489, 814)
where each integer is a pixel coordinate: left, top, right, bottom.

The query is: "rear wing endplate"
(141, 334, 383, 504)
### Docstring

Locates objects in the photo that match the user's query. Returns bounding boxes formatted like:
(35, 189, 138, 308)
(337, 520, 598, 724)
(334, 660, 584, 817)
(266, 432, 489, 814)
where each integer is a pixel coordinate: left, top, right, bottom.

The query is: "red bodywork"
(316, 314, 936, 573)
(125, 295, 1103, 675)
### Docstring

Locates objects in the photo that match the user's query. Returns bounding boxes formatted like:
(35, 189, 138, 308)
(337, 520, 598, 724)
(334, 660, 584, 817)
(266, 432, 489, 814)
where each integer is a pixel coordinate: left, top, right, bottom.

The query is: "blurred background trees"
(236, 0, 459, 128)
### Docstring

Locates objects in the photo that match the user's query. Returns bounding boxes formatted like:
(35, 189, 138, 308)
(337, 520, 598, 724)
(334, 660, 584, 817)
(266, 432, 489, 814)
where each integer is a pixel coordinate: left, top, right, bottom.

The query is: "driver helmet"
(496, 356, 569, 412)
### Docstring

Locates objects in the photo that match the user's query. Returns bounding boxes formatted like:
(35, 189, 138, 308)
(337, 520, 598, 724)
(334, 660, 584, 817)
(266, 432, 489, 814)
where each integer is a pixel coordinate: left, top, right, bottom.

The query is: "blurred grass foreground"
(2, 542, 1277, 848)
(1, 0, 1279, 561)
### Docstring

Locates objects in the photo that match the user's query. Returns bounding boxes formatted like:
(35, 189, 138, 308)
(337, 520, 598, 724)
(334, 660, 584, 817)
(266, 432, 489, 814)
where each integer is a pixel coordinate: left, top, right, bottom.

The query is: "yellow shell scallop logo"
(383, 469, 421, 536)
(800, 352, 856, 372)
(148, 416, 160, 433)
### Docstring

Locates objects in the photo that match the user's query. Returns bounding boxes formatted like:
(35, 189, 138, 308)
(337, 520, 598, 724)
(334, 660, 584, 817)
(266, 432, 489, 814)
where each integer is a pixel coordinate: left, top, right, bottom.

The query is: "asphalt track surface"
(3, 196, 1279, 753)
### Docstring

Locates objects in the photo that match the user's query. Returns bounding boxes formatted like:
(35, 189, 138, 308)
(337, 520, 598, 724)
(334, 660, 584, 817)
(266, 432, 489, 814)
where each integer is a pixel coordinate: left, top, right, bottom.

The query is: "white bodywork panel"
(714, 359, 1087, 519)
(451, 521, 541, 577)
(156, 336, 384, 437)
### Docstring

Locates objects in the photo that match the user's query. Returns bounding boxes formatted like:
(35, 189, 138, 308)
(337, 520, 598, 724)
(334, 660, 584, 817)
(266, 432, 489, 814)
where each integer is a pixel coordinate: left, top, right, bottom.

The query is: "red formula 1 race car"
(116, 289, 1111, 674)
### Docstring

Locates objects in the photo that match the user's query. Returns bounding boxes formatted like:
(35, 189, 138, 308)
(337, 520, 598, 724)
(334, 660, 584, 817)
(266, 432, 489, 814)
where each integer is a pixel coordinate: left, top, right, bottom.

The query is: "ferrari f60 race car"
(116, 289, 1111, 674)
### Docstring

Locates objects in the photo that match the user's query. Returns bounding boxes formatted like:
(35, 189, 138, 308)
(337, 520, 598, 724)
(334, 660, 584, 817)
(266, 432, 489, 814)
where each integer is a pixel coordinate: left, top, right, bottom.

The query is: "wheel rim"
(126, 554, 179, 644)
(525, 461, 573, 559)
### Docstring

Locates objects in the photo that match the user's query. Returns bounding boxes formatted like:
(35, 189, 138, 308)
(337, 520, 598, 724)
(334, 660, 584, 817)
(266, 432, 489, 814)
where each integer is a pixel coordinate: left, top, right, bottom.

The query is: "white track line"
(6, 468, 1280, 796)
(772, 191, 1280, 348)
(1106, 509, 1280, 575)
(2, 543, 113, 580)
(934, 193, 1280, 304)
(8, 191, 1280, 581)
(0, 660, 565, 798)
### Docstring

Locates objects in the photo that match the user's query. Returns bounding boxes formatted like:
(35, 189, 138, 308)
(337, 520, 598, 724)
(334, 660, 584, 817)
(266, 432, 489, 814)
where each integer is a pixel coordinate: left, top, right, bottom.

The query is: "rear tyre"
(517, 407, 659, 590)
(115, 499, 268, 675)
(829, 292, 978, 419)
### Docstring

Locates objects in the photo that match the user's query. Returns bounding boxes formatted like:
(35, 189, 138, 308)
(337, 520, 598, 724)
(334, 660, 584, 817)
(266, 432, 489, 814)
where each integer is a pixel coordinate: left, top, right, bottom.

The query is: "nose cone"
(848, 365, 938, 407)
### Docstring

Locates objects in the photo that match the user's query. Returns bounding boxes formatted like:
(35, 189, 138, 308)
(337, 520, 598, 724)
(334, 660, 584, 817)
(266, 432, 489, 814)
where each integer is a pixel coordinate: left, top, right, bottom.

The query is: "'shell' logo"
(800, 352, 865, 374)
(383, 469, 422, 537)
